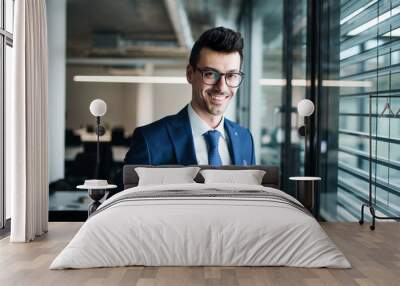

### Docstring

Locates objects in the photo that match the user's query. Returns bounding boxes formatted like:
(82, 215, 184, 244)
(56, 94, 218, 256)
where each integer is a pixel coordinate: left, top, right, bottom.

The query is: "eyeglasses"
(194, 66, 244, 88)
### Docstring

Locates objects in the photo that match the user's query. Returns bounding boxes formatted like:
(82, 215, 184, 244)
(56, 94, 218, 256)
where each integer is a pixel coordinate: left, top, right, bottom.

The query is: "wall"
(66, 65, 191, 136)
(66, 67, 130, 130)
(47, 0, 66, 182)
(153, 67, 192, 121)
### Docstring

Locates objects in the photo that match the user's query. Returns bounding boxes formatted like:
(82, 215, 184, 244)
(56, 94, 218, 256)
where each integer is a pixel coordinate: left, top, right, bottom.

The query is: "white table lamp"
(89, 99, 107, 178)
(298, 99, 315, 117)
(297, 99, 315, 175)
(90, 99, 107, 117)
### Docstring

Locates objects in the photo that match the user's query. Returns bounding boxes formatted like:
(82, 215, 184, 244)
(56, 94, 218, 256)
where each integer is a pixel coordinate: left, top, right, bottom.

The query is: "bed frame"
(123, 165, 280, 190)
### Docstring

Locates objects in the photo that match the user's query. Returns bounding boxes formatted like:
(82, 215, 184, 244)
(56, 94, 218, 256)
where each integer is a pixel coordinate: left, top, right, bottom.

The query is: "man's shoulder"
(224, 117, 252, 136)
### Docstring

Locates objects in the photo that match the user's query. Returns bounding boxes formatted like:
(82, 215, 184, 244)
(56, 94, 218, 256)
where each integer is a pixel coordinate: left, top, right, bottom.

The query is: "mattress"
(50, 183, 351, 269)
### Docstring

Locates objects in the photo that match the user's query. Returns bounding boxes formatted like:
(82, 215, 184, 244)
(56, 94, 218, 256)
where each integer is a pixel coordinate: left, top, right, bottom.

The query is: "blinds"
(337, 0, 400, 220)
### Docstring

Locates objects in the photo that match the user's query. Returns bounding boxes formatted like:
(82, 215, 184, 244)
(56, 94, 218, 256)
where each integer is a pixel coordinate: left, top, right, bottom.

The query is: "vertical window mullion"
(0, 0, 12, 230)
(0, 0, 4, 229)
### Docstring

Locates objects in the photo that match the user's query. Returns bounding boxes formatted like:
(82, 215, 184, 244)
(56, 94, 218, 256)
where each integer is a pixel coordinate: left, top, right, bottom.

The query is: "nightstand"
(77, 182, 117, 216)
(289, 176, 321, 215)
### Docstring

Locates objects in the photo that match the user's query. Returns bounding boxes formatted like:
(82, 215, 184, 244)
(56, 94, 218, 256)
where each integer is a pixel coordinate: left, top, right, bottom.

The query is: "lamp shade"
(297, 99, 315, 117)
(89, 99, 107, 117)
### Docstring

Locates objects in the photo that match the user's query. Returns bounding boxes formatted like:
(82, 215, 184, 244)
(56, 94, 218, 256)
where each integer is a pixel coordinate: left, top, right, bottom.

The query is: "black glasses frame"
(194, 66, 245, 88)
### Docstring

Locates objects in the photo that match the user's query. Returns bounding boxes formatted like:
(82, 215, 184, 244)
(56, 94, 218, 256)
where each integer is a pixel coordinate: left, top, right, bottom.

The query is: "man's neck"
(190, 102, 223, 129)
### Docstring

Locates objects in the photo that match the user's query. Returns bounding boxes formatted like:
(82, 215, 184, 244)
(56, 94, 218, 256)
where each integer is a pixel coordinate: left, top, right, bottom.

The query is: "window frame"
(0, 0, 13, 232)
(315, 0, 400, 221)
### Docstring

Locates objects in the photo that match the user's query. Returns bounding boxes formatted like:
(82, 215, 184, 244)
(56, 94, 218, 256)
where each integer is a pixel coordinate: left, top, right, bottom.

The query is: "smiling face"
(187, 47, 241, 125)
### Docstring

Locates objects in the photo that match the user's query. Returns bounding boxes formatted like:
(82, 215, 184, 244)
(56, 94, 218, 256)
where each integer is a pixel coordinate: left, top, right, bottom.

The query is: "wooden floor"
(0, 222, 399, 286)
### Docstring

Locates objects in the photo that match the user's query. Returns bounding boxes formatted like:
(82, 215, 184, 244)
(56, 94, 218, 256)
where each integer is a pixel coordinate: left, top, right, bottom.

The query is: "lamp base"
(95, 125, 106, 136)
(87, 189, 106, 216)
(298, 125, 306, 136)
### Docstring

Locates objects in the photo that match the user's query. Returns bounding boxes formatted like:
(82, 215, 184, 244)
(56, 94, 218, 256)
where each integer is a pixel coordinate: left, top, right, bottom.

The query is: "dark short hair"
(189, 27, 244, 67)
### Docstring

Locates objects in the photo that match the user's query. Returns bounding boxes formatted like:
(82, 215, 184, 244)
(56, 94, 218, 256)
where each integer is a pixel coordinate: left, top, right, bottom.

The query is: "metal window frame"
(0, 0, 4, 229)
(237, 0, 252, 128)
(331, 0, 400, 223)
(311, 0, 341, 220)
(338, 129, 400, 144)
(1, 0, 14, 230)
(0, 73, 3, 229)
(338, 161, 400, 196)
(280, 0, 295, 195)
(339, 145, 400, 171)
(338, 181, 400, 219)
(239, 0, 312, 197)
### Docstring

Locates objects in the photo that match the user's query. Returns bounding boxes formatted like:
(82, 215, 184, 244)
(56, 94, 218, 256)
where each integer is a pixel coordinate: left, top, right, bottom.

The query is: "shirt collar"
(188, 103, 225, 139)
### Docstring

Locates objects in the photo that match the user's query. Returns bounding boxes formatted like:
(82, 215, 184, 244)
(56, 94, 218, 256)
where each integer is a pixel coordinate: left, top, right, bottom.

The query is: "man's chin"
(207, 105, 226, 116)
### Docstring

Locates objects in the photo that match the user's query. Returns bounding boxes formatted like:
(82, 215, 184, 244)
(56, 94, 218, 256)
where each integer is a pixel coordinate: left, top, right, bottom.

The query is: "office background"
(1, 0, 399, 225)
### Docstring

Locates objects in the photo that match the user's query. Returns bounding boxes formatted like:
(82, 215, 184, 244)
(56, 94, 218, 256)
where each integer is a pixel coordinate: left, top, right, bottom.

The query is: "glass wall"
(240, 0, 309, 195)
(318, 0, 400, 221)
(48, 0, 312, 220)
(258, 1, 285, 168)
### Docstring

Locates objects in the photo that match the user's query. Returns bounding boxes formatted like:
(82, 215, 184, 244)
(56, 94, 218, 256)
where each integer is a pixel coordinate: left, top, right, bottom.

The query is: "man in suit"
(124, 27, 255, 166)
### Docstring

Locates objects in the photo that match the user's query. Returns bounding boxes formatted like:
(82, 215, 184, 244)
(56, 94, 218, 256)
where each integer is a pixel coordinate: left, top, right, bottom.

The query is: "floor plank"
(0, 222, 399, 286)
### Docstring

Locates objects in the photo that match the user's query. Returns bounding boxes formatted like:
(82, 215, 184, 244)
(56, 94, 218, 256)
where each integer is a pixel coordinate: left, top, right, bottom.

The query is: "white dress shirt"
(187, 103, 232, 165)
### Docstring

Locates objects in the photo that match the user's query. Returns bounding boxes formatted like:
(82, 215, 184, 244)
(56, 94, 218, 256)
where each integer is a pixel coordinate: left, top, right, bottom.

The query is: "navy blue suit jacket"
(124, 105, 255, 165)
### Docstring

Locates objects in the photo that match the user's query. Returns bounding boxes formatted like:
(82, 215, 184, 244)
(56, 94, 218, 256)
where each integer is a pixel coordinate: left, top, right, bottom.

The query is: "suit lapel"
(224, 120, 242, 165)
(166, 106, 198, 165)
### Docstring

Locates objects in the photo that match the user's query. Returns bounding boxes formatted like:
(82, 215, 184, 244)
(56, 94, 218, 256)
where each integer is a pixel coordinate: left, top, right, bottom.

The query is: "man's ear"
(186, 64, 193, 84)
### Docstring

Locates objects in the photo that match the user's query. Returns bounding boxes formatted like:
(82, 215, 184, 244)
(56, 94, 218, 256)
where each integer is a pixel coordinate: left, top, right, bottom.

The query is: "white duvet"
(50, 183, 351, 269)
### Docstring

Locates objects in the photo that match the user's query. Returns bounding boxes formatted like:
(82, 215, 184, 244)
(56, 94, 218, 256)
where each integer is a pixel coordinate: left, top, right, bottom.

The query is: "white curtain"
(10, 0, 49, 242)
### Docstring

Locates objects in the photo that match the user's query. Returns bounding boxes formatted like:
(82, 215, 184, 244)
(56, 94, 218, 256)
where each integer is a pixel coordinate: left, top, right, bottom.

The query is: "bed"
(50, 165, 351, 269)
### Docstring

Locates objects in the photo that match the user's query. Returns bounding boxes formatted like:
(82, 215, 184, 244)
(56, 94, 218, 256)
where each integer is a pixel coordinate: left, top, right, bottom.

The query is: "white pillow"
(200, 169, 266, 185)
(135, 167, 200, 186)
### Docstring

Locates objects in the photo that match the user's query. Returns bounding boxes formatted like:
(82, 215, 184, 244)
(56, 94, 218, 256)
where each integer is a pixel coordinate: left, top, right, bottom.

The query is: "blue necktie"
(203, 130, 222, 166)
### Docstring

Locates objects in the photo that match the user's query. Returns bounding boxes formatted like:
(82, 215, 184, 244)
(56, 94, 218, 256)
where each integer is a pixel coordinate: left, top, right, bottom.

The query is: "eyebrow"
(203, 66, 240, 73)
